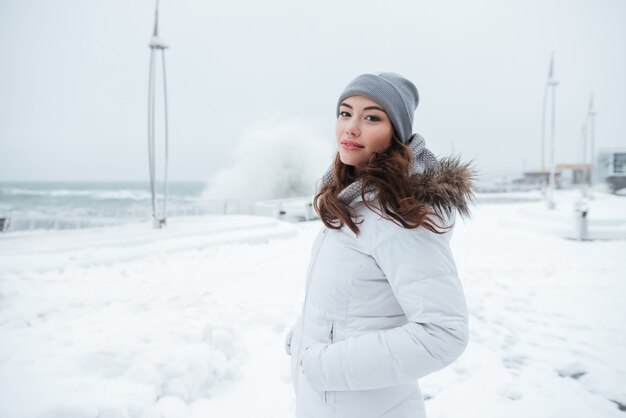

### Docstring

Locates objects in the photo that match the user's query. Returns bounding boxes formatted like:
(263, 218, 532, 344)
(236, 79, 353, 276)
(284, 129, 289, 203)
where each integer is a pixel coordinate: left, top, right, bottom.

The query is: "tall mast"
(587, 93, 597, 197)
(546, 52, 558, 210)
(147, 0, 170, 228)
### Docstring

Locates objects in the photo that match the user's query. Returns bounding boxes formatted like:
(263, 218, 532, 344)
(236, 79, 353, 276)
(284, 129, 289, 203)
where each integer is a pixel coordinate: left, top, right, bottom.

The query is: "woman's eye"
(339, 111, 350, 117)
(365, 115, 380, 121)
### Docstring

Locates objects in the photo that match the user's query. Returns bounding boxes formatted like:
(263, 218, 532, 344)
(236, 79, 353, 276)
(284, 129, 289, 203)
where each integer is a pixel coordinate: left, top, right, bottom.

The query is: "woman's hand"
(284, 325, 295, 356)
(298, 343, 330, 392)
(299, 346, 310, 369)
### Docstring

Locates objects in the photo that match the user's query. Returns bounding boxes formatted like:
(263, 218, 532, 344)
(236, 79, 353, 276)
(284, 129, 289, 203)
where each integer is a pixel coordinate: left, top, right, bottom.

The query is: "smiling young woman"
(285, 72, 478, 418)
(336, 95, 395, 168)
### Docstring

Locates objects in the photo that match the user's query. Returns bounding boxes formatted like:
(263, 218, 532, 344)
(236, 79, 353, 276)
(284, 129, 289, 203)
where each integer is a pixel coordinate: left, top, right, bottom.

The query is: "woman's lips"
(341, 141, 364, 151)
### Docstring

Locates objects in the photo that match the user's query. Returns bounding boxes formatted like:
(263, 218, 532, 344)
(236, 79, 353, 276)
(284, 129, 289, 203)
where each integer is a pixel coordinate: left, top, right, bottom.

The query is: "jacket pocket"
(323, 321, 335, 404)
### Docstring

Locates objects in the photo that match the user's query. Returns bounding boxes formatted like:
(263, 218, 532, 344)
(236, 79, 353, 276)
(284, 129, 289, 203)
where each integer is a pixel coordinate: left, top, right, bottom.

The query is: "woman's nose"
(345, 119, 360, 136)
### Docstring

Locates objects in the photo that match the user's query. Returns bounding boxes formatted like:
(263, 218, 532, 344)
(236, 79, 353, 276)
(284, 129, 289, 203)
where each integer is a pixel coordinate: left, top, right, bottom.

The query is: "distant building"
(522, 169, 562, 188)
(556, 163, 592, 188)
(595, 148, 626, 193)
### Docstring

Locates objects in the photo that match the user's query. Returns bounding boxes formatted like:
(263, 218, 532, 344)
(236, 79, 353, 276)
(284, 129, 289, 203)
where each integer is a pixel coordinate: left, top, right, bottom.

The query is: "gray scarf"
(319, 133, 440, 205)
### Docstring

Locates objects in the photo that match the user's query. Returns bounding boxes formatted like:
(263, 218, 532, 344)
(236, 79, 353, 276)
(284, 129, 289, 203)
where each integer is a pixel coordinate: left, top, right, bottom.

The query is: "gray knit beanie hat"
(336, 72, 419, 145)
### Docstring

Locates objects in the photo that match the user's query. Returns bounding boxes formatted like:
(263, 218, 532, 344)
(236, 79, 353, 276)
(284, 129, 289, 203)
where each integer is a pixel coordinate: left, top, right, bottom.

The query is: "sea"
(0, 181, 238, 232)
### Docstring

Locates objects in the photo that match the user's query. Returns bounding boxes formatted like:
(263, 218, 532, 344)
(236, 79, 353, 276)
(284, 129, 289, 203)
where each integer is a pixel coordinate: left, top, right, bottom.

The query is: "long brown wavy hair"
(313, 132, 453, 236)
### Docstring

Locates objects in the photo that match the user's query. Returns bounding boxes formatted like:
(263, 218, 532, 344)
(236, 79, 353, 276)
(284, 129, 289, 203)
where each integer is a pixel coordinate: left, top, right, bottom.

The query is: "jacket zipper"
(323, 321, 334, 404)
(297, 227, 328, 388)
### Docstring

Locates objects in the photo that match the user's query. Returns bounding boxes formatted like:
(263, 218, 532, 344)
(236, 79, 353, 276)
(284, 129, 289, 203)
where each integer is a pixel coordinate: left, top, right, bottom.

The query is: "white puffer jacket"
(285, 157, 475, 418)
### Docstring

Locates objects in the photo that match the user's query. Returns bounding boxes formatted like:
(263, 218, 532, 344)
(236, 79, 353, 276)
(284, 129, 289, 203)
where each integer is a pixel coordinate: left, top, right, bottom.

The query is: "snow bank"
(1, 191, 625, 417)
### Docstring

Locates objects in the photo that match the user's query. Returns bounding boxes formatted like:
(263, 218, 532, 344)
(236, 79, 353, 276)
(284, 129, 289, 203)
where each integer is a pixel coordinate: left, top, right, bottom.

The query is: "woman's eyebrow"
(340, 102, 386, 113)
(364, 106, 386, 112)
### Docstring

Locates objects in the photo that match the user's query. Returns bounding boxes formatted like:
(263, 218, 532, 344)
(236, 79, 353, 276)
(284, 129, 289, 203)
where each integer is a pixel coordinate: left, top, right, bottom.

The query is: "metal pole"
(588, 94, 596, 198)
(161, 50, 169, 223)
(547, 82, 556, 208)
(580, 121, 589, 197)
(540, 81, 548, 171)
(546, 52, 558, 210)
(148, 49, 157, 223)
(540, 69, 549, 197)
(147, 0, 170, 228)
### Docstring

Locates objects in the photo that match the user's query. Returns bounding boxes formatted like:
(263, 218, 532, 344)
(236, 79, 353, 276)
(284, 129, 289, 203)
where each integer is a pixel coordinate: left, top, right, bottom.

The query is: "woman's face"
(336, 95, 394, 167)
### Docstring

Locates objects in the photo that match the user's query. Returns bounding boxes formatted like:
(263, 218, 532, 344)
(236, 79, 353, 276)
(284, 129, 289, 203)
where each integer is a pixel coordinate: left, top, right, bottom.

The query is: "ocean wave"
(2, 217, 130, 232)
(0, 187, 153, 201)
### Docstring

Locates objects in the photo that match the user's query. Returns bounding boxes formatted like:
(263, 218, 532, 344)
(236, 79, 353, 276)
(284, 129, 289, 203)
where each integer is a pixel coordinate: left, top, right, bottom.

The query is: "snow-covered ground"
(498, 189, 626, 240)
(0, 192, 625, 418)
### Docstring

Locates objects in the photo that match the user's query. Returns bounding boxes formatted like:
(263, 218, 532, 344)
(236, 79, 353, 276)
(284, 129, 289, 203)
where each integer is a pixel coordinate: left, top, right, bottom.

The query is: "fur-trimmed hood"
(409, 154, 478, 220)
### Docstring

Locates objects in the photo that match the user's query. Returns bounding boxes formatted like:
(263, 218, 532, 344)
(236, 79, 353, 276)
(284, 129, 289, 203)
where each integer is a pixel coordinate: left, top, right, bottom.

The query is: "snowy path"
(1, 197, 625, 417)
(0, 215, 297, 276)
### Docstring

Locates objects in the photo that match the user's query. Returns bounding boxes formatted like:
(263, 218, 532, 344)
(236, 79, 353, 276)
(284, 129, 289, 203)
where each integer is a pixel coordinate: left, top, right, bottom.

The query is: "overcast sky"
(1, 0, 625, 182)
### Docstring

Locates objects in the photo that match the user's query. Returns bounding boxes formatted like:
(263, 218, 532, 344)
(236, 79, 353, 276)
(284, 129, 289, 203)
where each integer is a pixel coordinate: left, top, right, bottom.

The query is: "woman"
(284, 72, 477, 418)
